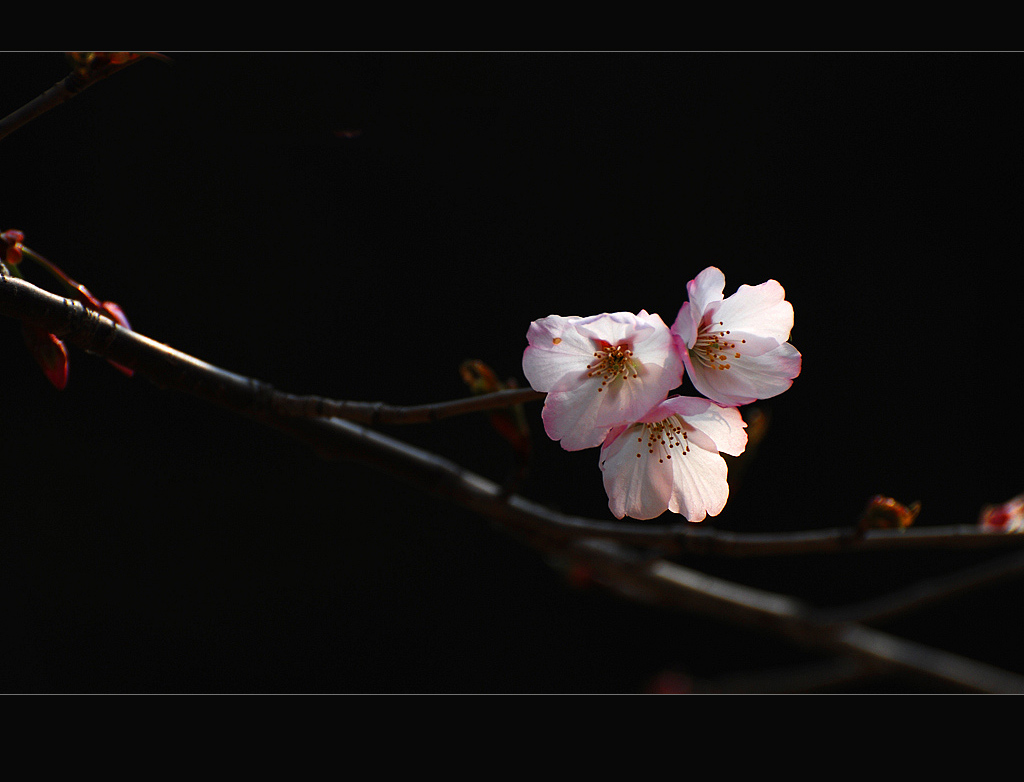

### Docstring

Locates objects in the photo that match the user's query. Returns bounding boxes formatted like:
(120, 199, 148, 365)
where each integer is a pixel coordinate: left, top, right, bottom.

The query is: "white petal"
(642, 396, 747, 457)
(630, 311, 677, 364)
(574, 311, 654, 347)
(522, 315, 593, 392)
(685, 341, 801, 407)
(541, 385, 612, 451)
(526, 310, 684, 451)
(666, 444, 730, 521)
(686, 267, 726, 317)
(599, 396, 740, 521)
(601, 319, 683, 424)
(713, 279, 794, 343)
(680, 403, 747, 458)
(600, 424, 674, 520)
(670, 302, 698, 349)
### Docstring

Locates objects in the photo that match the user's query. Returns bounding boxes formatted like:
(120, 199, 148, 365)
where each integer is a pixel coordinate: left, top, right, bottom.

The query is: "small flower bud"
(857, 495, 921, 533)
(22, 325, 69, 390)
(1, 229, 25, 265)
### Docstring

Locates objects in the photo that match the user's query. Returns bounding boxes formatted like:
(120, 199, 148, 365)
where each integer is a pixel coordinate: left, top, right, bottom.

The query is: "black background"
(2, 52, 1022, 692)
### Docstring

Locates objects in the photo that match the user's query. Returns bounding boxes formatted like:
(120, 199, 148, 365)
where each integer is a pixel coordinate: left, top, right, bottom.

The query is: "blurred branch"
(5, 266, 1024, 691)
(0, 53, 156, 143)
(573, 537, 1024, 693)
(817, 547, 1024, 627)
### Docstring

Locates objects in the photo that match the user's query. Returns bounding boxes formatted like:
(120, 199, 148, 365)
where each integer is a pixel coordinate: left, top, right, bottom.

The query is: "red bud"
(1, 229, 25, 265)
(101, 300, 131, 330)
(22, 325, 69, 390)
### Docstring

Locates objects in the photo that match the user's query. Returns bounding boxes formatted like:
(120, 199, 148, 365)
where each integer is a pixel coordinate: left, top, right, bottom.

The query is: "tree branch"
(6, 266, 1024, 691)
(0, 53, 151, 143)
(269, 386, 545, 425)
(574, 537, 1024, 693)
(816, 547, 1024, 627)
(3, 267, 1023, 558)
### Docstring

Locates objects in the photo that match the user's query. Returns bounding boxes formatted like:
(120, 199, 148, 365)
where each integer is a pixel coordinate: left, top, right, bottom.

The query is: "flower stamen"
(693, 320, 743, 372)
(586, 340, 638, 391)
(635, 416, 690, 463)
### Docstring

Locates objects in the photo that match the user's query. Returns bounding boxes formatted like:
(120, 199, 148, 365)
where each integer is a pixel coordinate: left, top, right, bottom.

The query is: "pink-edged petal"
(673, 268, 800, 406)
(522, 315, 593, 392)
(575, 311, 656, 347)
(712, 279, 794, 343)
(524, 309, 684, 451)
(628, 311, 677, 362)
(541, 384, 614, 450)
(685, 341, 802, 407)
(663, 393, 745, 454)
(671, 301, 698, 348)
(600, 423, 675, 520)
(665, 443, 730, 521)
(717, 330, 787, 358)
(542, 352, 683, 451)
(592, 363, 668, 426)
(599, 395, 742, 521)
(685, 266, 726, 316)
(590, 314, 682, 425)
(639, 396, 747, 457)
(637, 394, 715, 422)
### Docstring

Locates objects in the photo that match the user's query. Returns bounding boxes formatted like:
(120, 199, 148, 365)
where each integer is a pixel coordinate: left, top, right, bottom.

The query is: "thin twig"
(0, 53, 150, 143)
(269, 387, 545, 424)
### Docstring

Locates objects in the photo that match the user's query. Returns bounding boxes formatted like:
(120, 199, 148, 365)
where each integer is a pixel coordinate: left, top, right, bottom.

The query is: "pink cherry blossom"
(522, 310, 684, 451)
(599, 396, 747, 521)
(671, 266, 801, 408)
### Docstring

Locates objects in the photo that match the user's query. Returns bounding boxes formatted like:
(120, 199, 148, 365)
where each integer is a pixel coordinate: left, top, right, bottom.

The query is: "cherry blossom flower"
(522, 310, 684, 451)
(671, 266, 801, 408)
(599, 395, 747, 521)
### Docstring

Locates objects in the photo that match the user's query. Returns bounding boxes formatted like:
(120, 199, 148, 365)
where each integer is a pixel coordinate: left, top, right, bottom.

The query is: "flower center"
(693, 319, 746, 371)
(634, 415, 690, 462)
(586, 340, 638, 391)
